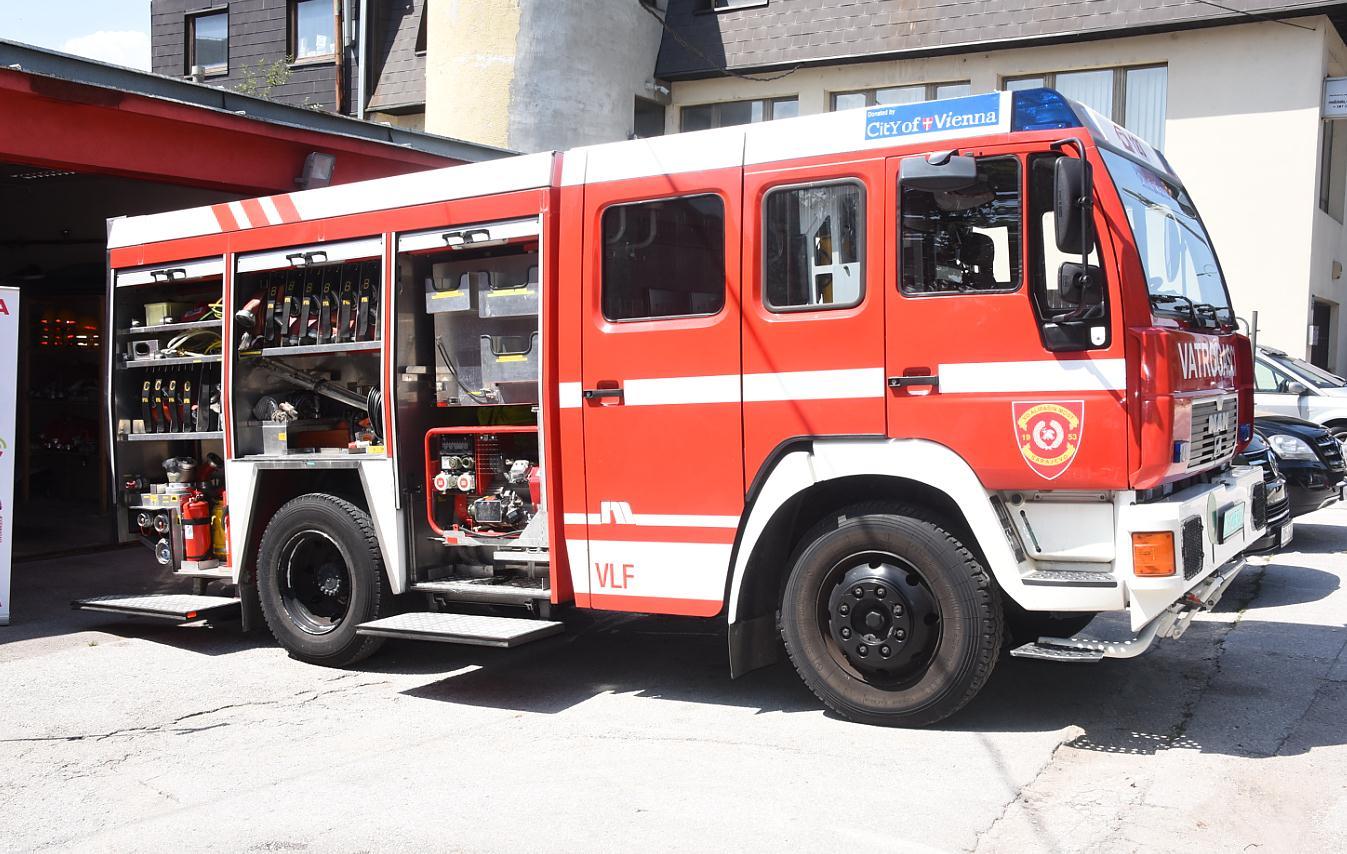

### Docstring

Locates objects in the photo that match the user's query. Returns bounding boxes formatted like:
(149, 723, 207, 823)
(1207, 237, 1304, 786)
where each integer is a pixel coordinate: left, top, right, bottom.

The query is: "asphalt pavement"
(2, 504, 1345, 853)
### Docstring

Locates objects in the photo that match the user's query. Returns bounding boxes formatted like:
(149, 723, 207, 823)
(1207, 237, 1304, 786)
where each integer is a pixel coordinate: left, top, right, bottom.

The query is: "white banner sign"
(0, 286, 17, 625)
(1324, 77, 1347, 119)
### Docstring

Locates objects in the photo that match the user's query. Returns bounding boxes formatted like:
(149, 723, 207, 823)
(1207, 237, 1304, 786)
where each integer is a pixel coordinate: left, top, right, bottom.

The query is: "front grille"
(1181, 516, 1204, 579)
(1251, 482, 1268, 530)
(1316, 434, 1346, 472)
(1187, 395, 1238, 470)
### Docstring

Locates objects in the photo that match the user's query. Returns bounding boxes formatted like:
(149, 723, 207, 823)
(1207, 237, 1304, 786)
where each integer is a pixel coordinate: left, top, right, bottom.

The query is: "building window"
(1003, 65, 1168, 149)
(1319, 120, 1347, 222)
(602, 195, 726, 321)
(900, 157, 1021, 295)
(831, 82, 971, 112)
(414, 6, 428, 55)
(680, 97, 797, 131)
(290, 0, 335, 62)
(186, 10, 228, 76)
(763, 181, 864, 311)
(633, 97, 667, 138)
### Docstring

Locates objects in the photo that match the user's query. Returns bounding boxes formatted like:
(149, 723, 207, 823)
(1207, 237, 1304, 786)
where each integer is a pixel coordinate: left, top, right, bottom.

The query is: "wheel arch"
(727, 438, 1022, 677)
(226, 461, 407, 597)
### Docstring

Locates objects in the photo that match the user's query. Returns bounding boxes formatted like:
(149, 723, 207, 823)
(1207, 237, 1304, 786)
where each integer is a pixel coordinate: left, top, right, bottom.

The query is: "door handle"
(583, 387, 624, 401)
(888, 374, 939, 390)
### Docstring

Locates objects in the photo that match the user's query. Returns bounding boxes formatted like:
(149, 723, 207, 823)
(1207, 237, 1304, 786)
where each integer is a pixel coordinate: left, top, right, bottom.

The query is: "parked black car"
(1234, 432, 1293, 553)
(1255, 415, 1346, 517)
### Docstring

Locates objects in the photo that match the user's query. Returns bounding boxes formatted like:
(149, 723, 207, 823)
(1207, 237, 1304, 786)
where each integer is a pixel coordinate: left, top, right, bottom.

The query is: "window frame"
(760, 177, 867, 314)
(696, 0, 770, 12)
(1002, 64, 1167, 147)
(599, 192, 729, 324)
(679, 96, 798, 131)
(897, 154, 1024, 298)
(185, 8, 229, 77)
(830, 82, 971, 111)
(289, 0, 336, 66)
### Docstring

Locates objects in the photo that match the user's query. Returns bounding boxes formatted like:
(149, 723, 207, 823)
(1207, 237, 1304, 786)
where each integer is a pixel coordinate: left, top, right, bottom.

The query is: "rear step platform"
(73, 594, 241, 622)
(356, 612, 563, 647)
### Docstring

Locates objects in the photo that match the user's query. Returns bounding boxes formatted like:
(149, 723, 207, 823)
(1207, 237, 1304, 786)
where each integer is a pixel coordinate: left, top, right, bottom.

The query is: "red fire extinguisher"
(181, 490, 213, 564)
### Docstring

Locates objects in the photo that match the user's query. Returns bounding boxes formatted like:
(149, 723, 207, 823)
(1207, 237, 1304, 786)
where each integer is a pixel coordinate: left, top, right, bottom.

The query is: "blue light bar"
(1011, 88, 1083, 133)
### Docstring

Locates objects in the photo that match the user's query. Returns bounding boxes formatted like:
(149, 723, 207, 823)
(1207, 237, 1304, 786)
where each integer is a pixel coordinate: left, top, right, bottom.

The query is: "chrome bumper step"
(1011, 559, 1245, 663)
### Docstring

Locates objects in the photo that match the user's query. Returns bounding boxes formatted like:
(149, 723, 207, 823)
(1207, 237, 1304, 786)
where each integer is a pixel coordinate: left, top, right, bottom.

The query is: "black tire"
(256, 493, 390, 667)
(1004, 602, 1097, 647)
(779, 503, 1002, 727)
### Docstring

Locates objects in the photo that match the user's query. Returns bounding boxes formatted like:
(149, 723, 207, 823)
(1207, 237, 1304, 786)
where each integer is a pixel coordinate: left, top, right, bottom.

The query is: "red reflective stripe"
(562, 525, 735, 545)
(240, 198, 268, 227)
(211, 203, 239, 231)
(273, 194, 301, 223)
(587, 593, 722, 617)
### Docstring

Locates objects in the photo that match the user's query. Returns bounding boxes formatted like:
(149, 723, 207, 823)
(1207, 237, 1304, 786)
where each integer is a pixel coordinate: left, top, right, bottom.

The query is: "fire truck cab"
(92, 89, 1263, 726)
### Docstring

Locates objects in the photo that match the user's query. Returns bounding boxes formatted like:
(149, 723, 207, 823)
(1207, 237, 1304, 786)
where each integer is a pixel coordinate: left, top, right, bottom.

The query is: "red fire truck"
(87, 89, 1263, 726)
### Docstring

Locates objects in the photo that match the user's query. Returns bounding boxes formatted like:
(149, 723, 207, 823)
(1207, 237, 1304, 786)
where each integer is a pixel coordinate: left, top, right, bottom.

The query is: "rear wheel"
(257, 493, 389, 667)
(779, 504, 1002, 727)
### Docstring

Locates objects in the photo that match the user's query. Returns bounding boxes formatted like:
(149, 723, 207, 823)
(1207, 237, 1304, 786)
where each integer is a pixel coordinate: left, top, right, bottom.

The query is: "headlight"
(1266, 434, 1318, 460)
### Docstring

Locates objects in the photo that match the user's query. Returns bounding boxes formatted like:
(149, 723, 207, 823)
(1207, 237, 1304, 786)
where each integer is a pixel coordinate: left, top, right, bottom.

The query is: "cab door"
(577, 166, 744, 616)
(884, 146, 1130, 489)
(741, 158, 887, 481)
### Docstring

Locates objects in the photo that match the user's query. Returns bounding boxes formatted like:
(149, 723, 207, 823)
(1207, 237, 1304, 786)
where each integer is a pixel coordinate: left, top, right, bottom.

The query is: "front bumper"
(1118, 465, 1266, 630)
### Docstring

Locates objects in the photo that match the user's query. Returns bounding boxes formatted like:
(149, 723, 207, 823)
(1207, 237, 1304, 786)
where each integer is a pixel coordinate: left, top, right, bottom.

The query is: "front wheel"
(257, 493, 390, 667)
(779, 505, 1002, 727)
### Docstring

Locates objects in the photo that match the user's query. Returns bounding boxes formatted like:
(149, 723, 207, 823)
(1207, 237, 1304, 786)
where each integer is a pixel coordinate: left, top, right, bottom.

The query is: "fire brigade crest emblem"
(1012, 401, 1085, 480)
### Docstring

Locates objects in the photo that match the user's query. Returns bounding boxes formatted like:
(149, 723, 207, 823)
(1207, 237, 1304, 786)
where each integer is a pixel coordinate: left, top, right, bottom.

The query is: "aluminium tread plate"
(412, 576, 550, 602)
(355, 612, 563, 647)
(72, 593, 241, 621)
(1009, 642, 1107, 663)
(1021, 570, 1118, 587)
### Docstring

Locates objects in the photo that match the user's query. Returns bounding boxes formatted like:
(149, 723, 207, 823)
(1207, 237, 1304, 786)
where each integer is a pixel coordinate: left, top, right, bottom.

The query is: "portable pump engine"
(426, 428, 540, 537)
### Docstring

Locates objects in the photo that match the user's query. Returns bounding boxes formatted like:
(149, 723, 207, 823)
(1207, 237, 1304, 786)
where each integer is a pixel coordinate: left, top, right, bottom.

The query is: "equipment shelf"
(119, 354, 223, 369)
(239, 340, 381, 358)
(117, 319, 223, 338)
(118, 431, 223, 442)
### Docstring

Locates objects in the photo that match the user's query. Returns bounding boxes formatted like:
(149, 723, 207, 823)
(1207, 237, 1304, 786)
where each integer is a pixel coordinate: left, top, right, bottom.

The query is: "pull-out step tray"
(356, 612, 563, 648)
(412, 575, 550, 605)
(73, 594, 241, 622)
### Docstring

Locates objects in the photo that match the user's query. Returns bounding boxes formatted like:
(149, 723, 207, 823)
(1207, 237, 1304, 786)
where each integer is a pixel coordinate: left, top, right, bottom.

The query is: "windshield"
(1269, 352, 1347, 389)
(1101, 149, 1233, 326)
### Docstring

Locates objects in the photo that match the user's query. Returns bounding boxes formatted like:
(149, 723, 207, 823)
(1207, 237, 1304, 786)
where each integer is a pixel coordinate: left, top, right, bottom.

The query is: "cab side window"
(602, 194, 726, 321)
(1255, 361, 1296, 393)
(1027, 153, 1109, 350)
(763, 181, 864, 310)
(900, 157, 1020, 294)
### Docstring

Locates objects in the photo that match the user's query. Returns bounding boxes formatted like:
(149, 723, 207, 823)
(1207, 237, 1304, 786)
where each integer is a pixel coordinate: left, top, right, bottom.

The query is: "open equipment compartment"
(108, 257, 229, 571)
(230, 238, 386, 459)
(395, 217, 547, 587)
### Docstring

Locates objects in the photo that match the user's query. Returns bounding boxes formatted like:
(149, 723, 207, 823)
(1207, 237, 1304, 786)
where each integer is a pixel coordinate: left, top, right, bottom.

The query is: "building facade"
(656, 0, 1347, 373)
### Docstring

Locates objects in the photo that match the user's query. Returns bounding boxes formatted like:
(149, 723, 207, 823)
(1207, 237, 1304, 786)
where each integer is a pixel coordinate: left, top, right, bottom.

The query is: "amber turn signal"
(1131, 532, 1176, 577)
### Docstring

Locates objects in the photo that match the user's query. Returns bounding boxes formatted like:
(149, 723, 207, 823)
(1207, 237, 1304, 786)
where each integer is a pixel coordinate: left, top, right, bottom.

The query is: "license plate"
(1217, 502, 1245, 544)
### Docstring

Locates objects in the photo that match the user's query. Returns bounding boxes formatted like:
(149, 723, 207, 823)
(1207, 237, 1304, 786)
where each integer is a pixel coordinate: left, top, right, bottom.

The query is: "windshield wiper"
(1149, 292, 1197, 324)
(1193, 302, 1236, 329)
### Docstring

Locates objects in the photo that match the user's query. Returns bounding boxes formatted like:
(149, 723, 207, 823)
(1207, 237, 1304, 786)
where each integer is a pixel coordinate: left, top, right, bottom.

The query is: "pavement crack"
(968, 730, 1076, 853)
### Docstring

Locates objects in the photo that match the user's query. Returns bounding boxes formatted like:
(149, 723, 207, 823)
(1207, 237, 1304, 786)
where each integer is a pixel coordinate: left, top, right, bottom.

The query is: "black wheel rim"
(815, 550, 942, 689)
(278, 529, 352, 635)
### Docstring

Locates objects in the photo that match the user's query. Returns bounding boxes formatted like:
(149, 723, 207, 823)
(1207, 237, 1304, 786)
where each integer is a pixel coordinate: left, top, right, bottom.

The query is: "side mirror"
(1053, 157, 1093, 254)
(1285, 381, 1309, 396)
(900, 154, 977, 192)
(1058, 262, 1103, 306)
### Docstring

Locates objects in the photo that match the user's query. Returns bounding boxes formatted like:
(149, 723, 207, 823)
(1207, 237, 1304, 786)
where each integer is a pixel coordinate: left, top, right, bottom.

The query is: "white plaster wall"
(668, 20, 1341, 369)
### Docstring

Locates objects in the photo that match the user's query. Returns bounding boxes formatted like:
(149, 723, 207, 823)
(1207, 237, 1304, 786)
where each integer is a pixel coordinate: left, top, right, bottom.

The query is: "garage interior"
(0, 40, 498, 559)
